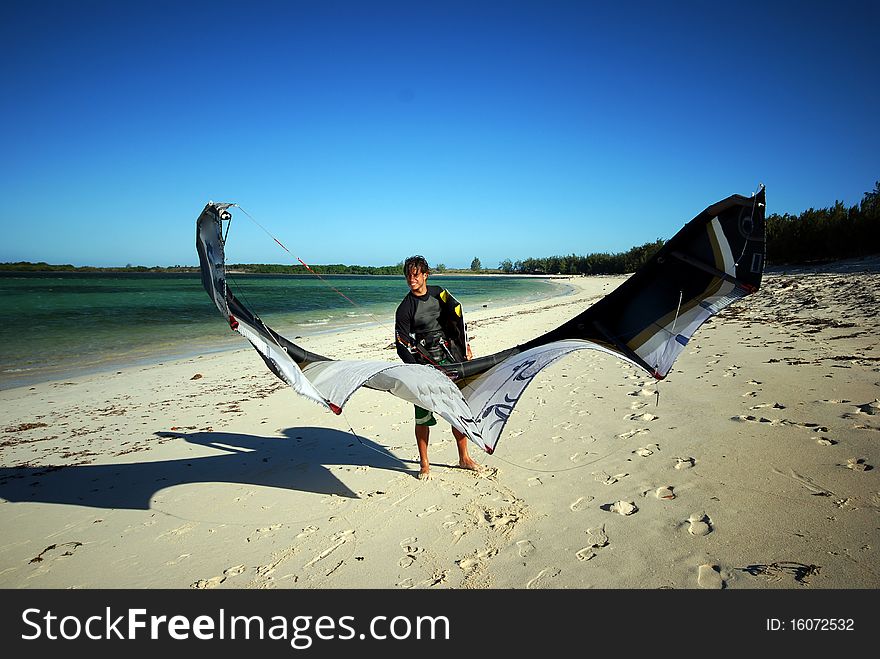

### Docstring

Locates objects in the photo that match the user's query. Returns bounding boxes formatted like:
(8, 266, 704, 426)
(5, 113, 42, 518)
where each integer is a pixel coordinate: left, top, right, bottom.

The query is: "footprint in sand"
(191, 576, 225, 589)
(675, 457, 695, 470)
(634, 443, 660, 457)
(629, 412, 659, 422)
(255, 523, 283, 534)
(854, 400, 880, 416)
(247, 523, 283, 542)
(527, 476, 543, 487)
(594, 471, 629, 485)
(456, 557, 480, 571)
(731, 414, 771, 423)
(618, 428, 650, 440)
(732, 415, 828, 433)
(192, 565, 246, 590)
(570, 496, 594, 511)
(517, 540, 536, 558)
(576, 547, 598, 561)
(844, 458, 873, 472)
(723, 364, 741, 377)
(655, 486, 675, 500)
(589, 526, 609, 544)
(578, 525, 609, 560)
(400, 537, 421, 553)
(697, 563, 725, 589)
(606, 500, 638, 516)
(817, 438, 837, 446)
(417, 505, 441, 517)
(526, 567, 561, 589)
(400, 536, 426, 567)
(687, 512, 713, 536)
(749, 402, 786, 410)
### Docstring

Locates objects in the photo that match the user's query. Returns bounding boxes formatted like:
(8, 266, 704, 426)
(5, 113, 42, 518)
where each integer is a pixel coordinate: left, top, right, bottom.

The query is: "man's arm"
(395, 298, 419, 364)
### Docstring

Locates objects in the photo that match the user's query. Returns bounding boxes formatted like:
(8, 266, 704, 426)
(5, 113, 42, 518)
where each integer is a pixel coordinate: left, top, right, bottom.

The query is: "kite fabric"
(195, 186, 765, 453)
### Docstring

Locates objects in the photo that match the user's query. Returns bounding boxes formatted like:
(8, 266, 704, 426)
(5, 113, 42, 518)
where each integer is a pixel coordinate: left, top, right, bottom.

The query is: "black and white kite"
(196, 186, 766, 454)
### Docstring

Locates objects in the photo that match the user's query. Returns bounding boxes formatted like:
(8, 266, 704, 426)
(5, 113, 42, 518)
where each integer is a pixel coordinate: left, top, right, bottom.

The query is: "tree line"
(495, 240, 666, 275)
(227, 263, 404, 275)
(488, 181, 880, 274)
(4, 182, 877, 274)
(765, 181, 879, 264)
(0, 262, 199, 273)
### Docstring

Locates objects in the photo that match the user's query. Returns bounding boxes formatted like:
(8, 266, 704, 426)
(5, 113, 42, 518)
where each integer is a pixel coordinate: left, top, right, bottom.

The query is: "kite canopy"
(195, 186, 766, 453)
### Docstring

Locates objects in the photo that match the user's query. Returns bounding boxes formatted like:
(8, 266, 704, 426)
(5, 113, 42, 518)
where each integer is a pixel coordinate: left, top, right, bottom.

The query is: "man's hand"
(466, 344, 473, 360)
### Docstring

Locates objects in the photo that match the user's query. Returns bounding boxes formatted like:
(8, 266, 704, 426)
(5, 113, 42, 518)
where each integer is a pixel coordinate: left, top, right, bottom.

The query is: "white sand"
(1, 262, 878, 590)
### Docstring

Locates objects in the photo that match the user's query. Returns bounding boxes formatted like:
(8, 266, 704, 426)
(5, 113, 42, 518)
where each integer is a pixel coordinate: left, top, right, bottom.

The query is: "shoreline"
(0, 275, 572, 392)
(1, 265, 877, 589)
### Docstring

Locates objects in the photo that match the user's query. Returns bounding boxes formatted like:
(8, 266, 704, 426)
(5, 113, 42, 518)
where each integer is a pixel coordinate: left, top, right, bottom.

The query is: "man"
(395, 255, 480, 480)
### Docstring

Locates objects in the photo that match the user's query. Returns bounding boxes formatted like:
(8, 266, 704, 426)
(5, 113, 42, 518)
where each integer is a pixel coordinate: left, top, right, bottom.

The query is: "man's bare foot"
(458, 458, 482, 472)
(418, 468, 432, 481)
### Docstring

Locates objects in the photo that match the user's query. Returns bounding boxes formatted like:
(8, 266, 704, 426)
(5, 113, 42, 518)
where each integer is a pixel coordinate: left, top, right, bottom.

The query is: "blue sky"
(1, 0, 877, 268)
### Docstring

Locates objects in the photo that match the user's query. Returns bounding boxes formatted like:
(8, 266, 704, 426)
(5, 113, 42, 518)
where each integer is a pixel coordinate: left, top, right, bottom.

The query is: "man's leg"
(453, 427, 481, 471)
(413, 405, 436, 480)
(415, 425, 431, 480)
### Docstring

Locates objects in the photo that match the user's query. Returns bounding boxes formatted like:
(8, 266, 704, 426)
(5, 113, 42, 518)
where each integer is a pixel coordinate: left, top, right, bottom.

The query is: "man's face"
(405, 267, 428, 295)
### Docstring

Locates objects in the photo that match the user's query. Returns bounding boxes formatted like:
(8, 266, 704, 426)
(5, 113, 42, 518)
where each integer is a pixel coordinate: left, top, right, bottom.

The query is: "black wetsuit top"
(395, 285, 449, 365)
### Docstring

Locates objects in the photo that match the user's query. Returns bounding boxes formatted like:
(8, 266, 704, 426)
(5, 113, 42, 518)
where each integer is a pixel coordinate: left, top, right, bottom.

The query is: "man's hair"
(403, 255, 430, 275)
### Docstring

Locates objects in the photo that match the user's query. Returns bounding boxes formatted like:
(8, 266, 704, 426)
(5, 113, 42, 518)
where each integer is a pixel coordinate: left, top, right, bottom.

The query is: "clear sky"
(1, 0, 877, 269)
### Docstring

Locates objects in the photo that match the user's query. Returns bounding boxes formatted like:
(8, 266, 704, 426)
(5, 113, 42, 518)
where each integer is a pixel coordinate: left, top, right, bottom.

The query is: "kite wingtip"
(328, 402, 343, 415)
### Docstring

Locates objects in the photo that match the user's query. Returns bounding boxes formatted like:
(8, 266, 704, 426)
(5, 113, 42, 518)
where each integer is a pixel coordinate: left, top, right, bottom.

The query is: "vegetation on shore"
(4, 182, 877, 274)
(766, 181, 879, 264)
(0, 262, 200, 273)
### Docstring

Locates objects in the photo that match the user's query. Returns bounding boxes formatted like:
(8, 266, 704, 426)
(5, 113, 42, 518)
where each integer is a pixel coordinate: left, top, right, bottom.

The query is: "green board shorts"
(414, 405, 438, 427)
(413, 354, 457, 427)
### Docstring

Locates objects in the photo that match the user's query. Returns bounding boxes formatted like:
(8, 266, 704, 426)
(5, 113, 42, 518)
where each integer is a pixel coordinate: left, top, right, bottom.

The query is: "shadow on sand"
(0, 427, 411, 511)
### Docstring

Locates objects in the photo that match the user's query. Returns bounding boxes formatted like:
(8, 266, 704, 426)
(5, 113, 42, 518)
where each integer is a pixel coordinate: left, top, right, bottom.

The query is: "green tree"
(470, 257, 482, 271)
(499, 258, 514, 273)
(863, 180, 880, 216)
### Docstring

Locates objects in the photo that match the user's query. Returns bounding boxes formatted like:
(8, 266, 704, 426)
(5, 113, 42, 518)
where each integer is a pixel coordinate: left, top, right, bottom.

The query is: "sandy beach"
(1, 262, 878, 591)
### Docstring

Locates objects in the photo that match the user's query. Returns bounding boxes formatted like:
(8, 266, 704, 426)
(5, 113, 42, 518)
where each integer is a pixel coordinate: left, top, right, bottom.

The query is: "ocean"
(0, 272, 566, 389)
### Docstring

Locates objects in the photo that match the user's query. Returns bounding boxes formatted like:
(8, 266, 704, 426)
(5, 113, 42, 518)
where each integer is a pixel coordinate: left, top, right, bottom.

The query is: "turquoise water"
(0, 272, 566, 389)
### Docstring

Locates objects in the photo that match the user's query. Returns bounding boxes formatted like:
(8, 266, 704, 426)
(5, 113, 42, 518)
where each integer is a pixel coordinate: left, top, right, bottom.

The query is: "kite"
(196, 186, 766, 454)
